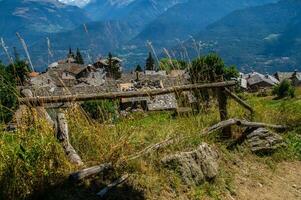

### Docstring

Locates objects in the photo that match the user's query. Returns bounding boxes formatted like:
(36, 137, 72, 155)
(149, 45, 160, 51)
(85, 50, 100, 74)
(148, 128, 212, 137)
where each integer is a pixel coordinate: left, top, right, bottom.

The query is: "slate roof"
(247, 72, 279, 87)
(274, 71, 301, 82)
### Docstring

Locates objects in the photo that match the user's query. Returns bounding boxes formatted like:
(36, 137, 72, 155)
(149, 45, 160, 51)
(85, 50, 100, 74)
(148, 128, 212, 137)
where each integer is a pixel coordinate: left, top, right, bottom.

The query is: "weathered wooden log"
(69, 163, 112, 181)
(224, 88, 254, 114)
(21, 89, 55, 127)
(96, 174, 129, 198)
(57, 112, 83, 166)
(203, 118, 287, 135)
(18, 81, 237, 106)
(217, 88, 231, 138)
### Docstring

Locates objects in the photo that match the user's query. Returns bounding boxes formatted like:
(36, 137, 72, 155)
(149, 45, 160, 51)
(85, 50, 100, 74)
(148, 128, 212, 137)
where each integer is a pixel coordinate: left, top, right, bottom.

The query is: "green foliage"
(6, 60, 30, 85)
(272, 80, 295, 99)
(286, 131, 301, 160)
(75, 48, 84, 64)
(189, 54, 233, 83)
(0, 62, 18, 123)
(81, 100, 119, 123)
(145, 52, 155, 71)
(159, 58, 188, 71)
(0, 59, 29, 122)
(135, 64, 142, 72)
(223, 65, 239, 81)
(0, 122, 69, 200)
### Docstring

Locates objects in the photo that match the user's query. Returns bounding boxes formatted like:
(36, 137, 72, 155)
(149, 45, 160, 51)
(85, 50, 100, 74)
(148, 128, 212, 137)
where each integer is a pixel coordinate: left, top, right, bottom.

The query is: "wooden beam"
(57, 112, 83, 166)
(69, 163, 112, 181)
(19, 81, 237, 106)
(97, 174, 129, 198)
(224, 88, 254, 114)
(21, 89, 55, 127)
(202, 118, 287, 135)
(217, 88, 231, 138)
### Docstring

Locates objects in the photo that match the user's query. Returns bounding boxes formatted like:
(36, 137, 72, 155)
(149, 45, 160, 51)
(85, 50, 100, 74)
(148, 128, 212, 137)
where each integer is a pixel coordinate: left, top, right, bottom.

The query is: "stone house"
(245, 72, 279, 91)
(274, 70, 301, 86)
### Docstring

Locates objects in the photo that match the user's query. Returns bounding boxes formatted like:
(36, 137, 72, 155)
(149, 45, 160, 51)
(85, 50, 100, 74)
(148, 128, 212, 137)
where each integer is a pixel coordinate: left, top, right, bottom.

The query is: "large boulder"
(161, 143, 219, 186)
(246, 128, 286, 153)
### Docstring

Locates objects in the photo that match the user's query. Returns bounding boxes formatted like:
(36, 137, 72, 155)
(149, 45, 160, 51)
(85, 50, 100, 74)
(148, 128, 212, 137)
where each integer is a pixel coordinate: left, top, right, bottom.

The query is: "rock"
(161, 143, 219, 186)
(246, 128, 286, 153)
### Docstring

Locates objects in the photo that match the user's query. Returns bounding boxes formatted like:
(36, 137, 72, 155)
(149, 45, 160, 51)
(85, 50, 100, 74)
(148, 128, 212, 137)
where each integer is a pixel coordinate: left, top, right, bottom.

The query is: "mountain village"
(23, 48, 301, 113)
(1, 1, 301, 200)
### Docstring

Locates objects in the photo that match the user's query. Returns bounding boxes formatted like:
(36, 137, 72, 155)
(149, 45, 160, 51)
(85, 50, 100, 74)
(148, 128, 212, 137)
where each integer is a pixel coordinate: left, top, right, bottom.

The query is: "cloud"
(58, 0, 90, 7)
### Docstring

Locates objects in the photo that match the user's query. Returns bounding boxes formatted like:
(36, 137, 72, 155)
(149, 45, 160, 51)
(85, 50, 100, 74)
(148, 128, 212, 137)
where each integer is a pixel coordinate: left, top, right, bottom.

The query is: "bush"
(189, 54, 238, 83)
(272, 80, 295, 99)
(0, 62, 18, 123)
(81, 100, 119, 123)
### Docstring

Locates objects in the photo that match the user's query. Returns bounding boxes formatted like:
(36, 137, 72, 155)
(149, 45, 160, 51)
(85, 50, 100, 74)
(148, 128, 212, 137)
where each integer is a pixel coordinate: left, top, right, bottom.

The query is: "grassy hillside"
(0, 89, 301, 199)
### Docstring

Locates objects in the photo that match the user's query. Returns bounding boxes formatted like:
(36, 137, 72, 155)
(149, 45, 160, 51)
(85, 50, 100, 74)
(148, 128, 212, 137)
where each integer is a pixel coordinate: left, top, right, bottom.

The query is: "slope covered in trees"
(176, 0, 301, 72)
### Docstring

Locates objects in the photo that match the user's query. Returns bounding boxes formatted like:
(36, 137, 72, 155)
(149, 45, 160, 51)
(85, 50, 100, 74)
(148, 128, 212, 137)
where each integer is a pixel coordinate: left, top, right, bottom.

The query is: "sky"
(58, 0, 91, 7)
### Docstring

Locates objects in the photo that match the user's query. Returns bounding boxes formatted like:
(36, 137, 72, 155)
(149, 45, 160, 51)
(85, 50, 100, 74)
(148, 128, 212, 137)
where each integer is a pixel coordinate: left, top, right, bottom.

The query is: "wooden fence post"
(217, 87, 231, 138)
(57, 112, 83, 166)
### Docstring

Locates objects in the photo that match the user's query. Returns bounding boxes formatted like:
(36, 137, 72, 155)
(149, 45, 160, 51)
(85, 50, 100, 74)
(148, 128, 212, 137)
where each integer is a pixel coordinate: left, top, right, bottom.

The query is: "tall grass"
(0, 110, 72, 199)
(0, 88, 301, 199)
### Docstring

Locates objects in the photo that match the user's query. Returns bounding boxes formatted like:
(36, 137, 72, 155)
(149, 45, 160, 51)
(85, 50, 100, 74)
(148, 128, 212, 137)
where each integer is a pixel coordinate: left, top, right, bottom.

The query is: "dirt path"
(230, 161, 301, 200)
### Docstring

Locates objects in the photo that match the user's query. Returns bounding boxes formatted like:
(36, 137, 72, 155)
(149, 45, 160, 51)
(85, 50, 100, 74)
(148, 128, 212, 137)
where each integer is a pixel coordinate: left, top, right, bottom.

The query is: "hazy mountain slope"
(84, 0, 187, 29)
(0, 0, 89, 43)
(133, 0, 277, 44)
(181, 0, 301, 72)
(117, 0, 277, 69)
(20, 20, 136, 71)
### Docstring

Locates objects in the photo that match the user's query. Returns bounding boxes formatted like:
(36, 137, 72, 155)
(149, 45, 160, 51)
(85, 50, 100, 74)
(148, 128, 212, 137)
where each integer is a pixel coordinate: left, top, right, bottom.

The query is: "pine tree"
(145, 52, 155, 71)
(67, 47, 75, 58)
(135, 64, 142, 72)
(106, 52, 121, 79)
(75, 48, 84, 64)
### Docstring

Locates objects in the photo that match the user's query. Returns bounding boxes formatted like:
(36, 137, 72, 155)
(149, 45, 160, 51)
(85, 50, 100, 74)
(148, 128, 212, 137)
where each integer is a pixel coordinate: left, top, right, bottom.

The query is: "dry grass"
(0, 89, 301, 200)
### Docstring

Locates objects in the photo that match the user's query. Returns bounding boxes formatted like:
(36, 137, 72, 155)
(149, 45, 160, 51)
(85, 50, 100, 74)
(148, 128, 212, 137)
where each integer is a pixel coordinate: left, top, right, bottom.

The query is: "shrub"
(0, 62, 18, 123)
(189, 54, 238, 83)
(81, 100, 119, 123)
(272, 80, 295, 99)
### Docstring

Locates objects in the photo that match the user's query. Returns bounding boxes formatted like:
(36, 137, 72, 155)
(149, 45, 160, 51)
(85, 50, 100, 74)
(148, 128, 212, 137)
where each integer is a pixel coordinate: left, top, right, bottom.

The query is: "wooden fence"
(17, 80, 254, 166)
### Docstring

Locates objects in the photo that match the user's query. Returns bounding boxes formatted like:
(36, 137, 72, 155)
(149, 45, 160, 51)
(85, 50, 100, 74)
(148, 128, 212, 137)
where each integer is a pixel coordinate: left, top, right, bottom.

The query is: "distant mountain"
(120, 0, 277, 69)
(84, 0, 187, 29)
(1, 0, 296, 73)
(29, 20, 137, 70)
(133, 0, 277, 45)
(179, 0, 301, 72)
(0, 0, 89, 43)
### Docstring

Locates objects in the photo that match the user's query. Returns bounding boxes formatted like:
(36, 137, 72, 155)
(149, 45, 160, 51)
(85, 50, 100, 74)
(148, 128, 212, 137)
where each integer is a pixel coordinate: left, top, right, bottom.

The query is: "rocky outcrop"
(161, 143, 219, 186)
(246, 128, 286, 153)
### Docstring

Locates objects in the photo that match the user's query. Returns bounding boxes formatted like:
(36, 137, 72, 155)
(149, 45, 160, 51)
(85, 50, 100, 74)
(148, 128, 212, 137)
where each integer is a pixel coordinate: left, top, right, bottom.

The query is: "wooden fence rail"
(19, 81, 237, 106)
